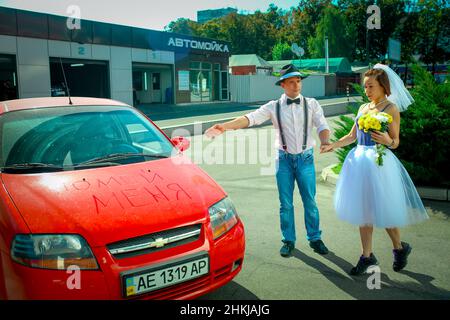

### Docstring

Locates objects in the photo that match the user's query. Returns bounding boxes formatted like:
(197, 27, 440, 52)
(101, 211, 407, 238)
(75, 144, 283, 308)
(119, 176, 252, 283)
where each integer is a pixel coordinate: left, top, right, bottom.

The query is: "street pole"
(325, 36, 329, 73)
(366, 27, 369, 65)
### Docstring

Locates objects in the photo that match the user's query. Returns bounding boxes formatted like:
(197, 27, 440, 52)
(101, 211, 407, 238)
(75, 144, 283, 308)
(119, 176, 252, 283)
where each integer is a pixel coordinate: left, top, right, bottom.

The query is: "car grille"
(107, 224, 202, 259)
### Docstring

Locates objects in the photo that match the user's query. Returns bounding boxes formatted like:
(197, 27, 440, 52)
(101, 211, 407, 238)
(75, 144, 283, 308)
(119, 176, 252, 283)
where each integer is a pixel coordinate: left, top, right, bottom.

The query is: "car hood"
(1, 156, 225, 247)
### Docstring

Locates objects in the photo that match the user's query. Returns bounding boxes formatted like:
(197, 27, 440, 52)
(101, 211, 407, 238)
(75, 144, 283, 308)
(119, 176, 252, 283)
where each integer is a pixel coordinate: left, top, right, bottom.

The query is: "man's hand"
(205, 123, 226, 139)
(320, 143, 334, 154)
(204, 116, 249, 139)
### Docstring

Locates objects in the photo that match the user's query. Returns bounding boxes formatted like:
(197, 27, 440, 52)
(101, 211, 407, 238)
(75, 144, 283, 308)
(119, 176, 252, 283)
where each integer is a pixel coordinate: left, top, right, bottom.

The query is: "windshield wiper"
(1, 162, 65, 173)
(75, 152, 169, 166)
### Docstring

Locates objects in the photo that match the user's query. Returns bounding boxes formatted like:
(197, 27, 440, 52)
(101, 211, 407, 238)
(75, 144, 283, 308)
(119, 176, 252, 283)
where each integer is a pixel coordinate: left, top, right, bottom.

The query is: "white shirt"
(245, 93, 330, 154)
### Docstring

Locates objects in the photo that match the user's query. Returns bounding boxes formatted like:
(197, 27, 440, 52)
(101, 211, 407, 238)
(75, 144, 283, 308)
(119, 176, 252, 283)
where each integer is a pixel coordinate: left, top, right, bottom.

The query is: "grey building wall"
(0, 34, 174, 105)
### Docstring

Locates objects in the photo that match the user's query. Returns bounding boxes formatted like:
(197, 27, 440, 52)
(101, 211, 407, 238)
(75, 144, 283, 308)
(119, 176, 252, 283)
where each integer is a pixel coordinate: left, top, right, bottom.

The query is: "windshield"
(0, 105, 174, 172)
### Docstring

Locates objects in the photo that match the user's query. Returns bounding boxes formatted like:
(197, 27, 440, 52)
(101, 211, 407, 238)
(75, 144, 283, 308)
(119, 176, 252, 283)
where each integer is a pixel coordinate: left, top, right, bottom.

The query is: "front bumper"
(3, 221, 245, 300)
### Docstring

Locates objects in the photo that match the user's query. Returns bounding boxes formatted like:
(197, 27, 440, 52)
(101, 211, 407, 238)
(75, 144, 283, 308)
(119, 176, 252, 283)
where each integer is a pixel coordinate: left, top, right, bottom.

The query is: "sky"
(0, 0, 300, 31)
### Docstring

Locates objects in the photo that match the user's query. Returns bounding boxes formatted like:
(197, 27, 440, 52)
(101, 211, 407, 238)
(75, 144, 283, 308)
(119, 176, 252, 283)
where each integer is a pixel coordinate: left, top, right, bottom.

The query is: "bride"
(321, 64, 429, 276)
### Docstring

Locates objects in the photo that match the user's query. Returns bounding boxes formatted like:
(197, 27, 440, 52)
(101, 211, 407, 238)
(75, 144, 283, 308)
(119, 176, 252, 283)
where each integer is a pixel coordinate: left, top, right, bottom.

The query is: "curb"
(320, 164, 450, 202)
(416, 187, 450, 202)
(160, 117, 236, 138)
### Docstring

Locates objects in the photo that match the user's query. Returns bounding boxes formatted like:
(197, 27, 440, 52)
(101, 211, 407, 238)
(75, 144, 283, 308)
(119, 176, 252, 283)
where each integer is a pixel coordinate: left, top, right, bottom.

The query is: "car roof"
(0, 97, 130, 114)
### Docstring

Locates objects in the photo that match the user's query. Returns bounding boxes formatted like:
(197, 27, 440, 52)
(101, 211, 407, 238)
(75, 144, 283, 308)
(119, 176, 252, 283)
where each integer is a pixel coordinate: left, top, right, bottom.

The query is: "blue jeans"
(276, 149, 322, 244)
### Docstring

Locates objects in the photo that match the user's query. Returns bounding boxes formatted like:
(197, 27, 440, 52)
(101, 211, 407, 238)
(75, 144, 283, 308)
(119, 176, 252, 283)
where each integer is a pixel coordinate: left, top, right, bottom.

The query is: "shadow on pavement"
(198, 253, 450, 300)
(293, 250, 450, 300)
(198, 280, 260, 300)
(400, 270, 450, 299)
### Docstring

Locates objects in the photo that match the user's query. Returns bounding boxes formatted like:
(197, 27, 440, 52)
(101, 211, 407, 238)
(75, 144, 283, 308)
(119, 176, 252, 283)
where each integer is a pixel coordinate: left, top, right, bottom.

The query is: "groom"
(206, 64, 331, 257)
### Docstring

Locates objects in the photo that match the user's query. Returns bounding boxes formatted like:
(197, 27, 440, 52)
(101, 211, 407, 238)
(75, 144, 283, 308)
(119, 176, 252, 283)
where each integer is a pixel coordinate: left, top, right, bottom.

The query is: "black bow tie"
(287, 98, 301, 105)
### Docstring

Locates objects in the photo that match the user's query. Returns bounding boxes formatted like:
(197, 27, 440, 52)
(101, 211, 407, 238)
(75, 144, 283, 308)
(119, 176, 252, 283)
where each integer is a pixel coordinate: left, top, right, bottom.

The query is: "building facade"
(0, 7, 231, 105)
(229, 54, 273, 76)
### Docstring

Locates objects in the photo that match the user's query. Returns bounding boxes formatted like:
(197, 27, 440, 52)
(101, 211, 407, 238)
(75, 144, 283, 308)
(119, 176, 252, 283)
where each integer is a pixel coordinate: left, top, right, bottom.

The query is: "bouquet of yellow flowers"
(358, 112, 393, 166)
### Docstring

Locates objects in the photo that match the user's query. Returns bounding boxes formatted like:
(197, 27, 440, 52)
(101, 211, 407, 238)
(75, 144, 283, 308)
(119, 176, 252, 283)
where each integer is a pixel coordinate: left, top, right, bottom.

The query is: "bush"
(331, 65, 450, 188)
(395, 64, 450, 188)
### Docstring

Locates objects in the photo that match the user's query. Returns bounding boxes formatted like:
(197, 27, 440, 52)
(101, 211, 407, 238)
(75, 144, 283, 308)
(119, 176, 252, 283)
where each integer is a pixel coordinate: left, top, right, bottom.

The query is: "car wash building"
(0, 7, 231, 105)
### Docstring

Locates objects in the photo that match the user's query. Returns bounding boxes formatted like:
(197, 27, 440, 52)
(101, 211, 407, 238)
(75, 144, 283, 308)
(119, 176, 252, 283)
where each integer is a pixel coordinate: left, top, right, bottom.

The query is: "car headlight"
(208, 197, 239, 240)
(11, 234, 99, 270)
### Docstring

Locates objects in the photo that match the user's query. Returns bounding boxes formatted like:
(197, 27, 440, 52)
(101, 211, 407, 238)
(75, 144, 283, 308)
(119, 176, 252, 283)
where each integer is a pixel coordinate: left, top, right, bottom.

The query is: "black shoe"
(309, 240, 329, 255)
(393, 242, 412, 272)
(280, 241, 295, 257)
(350, 253, 379, 276)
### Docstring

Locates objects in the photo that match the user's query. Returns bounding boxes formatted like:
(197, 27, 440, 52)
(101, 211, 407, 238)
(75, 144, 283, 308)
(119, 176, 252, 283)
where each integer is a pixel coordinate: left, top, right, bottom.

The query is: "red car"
(0, 97, 245, 300)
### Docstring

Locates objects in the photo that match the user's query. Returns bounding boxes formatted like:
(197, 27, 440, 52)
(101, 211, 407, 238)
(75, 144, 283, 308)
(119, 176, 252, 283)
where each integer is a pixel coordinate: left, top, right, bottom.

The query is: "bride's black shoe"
(393, 242, 412, 272)
(350, 253, 379, 276)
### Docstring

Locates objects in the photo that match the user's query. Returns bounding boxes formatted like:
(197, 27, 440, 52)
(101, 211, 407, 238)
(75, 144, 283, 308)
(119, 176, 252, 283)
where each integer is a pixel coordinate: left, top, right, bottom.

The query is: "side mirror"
(171, 136, 190, 152)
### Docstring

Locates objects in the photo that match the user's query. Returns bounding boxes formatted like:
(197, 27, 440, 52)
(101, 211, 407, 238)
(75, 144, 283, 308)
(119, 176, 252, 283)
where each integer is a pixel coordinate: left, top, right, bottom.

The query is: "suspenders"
(276, 97, 308, 153)
(275, 99, 287, 151)
(302, 98, 309, 151)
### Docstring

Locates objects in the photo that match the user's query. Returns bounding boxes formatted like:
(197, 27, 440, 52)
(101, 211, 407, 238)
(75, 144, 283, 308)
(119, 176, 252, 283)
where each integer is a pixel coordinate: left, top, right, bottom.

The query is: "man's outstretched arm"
(205, 116, 249, 137)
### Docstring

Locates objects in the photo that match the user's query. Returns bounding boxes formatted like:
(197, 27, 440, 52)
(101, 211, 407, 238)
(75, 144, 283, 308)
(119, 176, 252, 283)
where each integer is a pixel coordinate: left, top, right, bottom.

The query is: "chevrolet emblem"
(152, 237, 169, 248)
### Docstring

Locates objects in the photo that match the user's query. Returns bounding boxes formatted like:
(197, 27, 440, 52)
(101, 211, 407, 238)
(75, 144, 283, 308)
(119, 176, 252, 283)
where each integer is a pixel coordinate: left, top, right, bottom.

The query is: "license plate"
(122, 253, 209, 297)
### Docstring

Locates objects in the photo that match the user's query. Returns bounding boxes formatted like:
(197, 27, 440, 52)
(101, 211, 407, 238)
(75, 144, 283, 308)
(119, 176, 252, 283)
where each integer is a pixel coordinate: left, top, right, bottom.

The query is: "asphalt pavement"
(139, 98, 449, 300)
(194, 121, 450, 300)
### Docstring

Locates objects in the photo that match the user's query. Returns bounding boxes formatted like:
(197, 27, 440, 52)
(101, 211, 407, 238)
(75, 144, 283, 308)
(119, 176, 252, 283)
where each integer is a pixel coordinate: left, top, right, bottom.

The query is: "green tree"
(164, 18, 201, 36)
(307, 5, 353, 60)
(164, 0, 448, 68)
(245, 10, 279, 60)
(337, 0, 369, 62)
(415, 0, 449, 73)
(219, 12, 253, 55)
(272, 42, 296, 60)
(199, 19, 228, 41)
(297, 0, 333, 37)
(369, 0, 406, 62)
(290, 0, 332, 58)
(337, 0, 407, 63)
(265, 3, 285, 29)
(391, 3, 421, 81)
